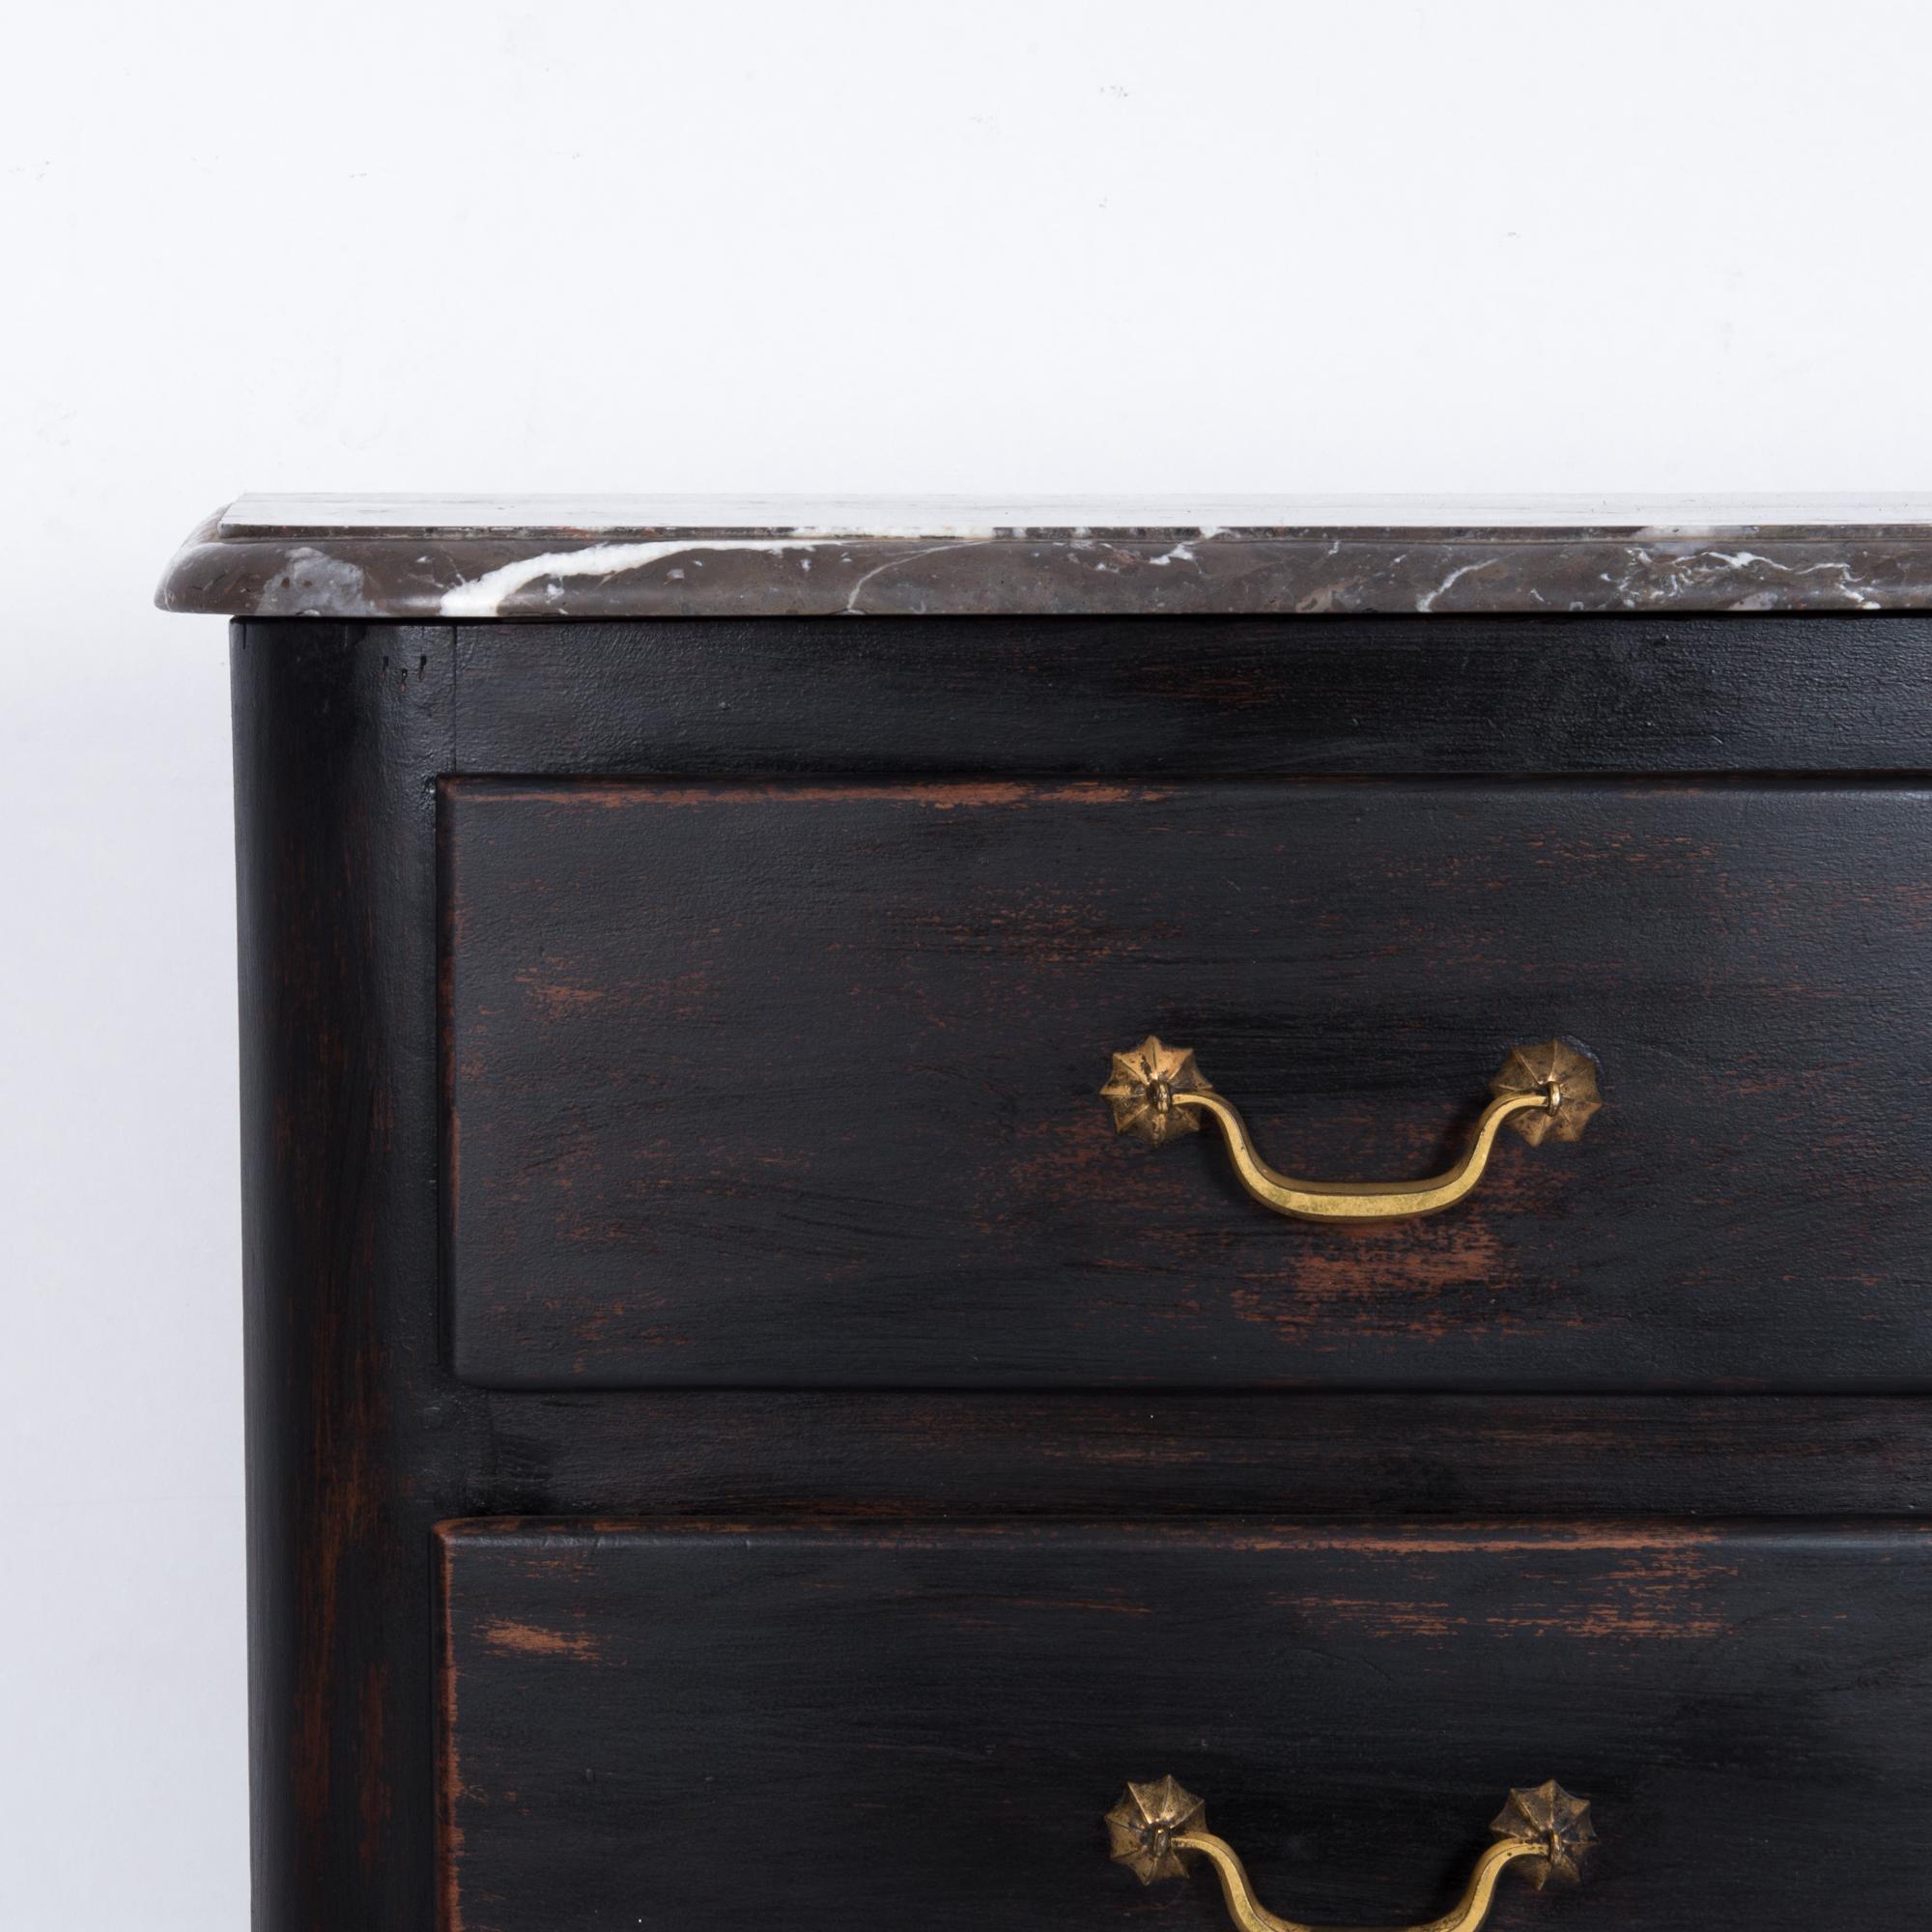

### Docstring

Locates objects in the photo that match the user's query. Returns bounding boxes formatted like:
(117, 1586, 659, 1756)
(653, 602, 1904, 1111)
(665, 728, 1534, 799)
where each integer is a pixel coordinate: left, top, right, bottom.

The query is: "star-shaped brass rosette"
(1491, 1780, 1597, 1889)
(1490, 1038, 1603, 1147)
(1105, 1776, 1207, 1884)
(1101, 1036, 1213, 1148)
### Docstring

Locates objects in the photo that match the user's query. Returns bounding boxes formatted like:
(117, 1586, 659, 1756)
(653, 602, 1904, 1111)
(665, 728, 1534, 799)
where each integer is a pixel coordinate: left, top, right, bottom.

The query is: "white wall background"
(4, 2, 1929, 1924)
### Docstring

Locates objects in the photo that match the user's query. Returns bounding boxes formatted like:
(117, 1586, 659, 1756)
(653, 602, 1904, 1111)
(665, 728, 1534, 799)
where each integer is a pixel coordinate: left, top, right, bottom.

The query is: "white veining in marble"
(162, 494, 1932, 617)
(437, 539, 841, 617)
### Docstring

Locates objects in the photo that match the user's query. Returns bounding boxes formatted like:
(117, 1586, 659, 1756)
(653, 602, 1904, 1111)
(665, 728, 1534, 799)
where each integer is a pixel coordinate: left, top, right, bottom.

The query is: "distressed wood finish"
(221, 613, 1932, 1932)
(449, 615, 1932, 776)
(235, 623, 470, 1932)
(445, 778, 1932, 1390)
(437, 1520, 1932, 1931)
(464, 1392, 1932, 1520)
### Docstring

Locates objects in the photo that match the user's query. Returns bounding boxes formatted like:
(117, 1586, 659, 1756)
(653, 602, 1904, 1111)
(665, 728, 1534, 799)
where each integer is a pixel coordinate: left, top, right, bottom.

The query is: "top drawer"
(442, 779, 1932, 1390)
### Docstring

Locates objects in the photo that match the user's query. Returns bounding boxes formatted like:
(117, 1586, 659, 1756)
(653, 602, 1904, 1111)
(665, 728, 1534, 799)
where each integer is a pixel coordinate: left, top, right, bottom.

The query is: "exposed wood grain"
(438, 1520, 1932, 1931)
(451, 614, 1932, 776)
(445, 778, 1932, 1390)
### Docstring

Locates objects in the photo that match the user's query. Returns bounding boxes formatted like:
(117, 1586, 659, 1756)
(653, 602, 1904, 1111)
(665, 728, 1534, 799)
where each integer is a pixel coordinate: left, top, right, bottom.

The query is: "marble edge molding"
(156, 502, 1932, 618)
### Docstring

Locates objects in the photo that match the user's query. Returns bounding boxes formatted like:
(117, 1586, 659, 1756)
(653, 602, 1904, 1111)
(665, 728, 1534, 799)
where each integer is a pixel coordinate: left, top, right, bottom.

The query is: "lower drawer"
(436, 1520, 1931, 1929)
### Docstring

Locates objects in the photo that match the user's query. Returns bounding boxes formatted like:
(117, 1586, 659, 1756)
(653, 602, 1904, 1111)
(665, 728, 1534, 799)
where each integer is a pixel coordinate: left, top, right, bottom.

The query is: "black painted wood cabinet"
(168, 500, 1932, 1932)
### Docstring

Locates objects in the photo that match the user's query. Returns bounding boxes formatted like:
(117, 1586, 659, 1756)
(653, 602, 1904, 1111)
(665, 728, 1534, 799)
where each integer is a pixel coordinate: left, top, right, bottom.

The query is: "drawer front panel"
(437, 1521, 1932, 1930)
(443, 780, 1932, 1389)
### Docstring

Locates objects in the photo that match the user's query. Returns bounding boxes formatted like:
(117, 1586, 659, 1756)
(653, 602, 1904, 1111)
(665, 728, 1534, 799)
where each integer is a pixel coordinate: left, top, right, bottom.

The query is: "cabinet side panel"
(234, 620, 462, 1932)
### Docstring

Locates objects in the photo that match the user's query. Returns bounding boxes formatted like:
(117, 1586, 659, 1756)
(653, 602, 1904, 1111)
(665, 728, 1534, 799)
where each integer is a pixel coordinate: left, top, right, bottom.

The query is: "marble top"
(157, 496, 1932, 619)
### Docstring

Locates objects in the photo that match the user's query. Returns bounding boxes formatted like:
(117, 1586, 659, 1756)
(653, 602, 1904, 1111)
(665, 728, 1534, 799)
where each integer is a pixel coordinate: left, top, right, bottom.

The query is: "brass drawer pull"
(1106, 1776, 1595, 1932)
(1101, 1037, 1601, 1221)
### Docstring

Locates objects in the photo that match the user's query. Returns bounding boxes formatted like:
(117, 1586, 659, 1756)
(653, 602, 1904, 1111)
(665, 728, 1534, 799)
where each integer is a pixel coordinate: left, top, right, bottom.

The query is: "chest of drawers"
(161, 498, 1932, 1931)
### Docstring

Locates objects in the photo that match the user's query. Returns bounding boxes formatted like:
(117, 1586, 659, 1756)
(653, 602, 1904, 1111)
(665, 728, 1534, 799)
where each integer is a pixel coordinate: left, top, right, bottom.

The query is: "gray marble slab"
(157, 496, 1932, 618)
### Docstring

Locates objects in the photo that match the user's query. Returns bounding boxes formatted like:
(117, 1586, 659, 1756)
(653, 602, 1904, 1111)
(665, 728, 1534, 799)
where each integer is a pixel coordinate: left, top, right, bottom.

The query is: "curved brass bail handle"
(1101, 1037, 1602, 1222)
(1106, 1777, 1597, 1932)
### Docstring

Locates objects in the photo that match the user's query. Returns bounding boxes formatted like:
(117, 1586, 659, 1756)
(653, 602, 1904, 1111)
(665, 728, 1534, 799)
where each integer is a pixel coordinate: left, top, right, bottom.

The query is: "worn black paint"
(445, 778, 1932, 1390)
(469, 1391, 1932, 1520)
(230, 616, 1932, 1932)
(439, 1521, 1932, 1931)
(450, 615, 1932, 776)
(235, 622, 463, 1932)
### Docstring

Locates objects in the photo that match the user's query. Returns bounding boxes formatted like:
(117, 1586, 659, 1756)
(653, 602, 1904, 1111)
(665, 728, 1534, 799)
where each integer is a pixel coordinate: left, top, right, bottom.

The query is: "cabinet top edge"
(158, 494, 1932, 619)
